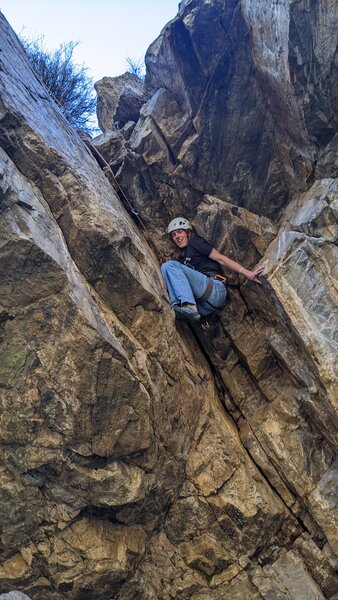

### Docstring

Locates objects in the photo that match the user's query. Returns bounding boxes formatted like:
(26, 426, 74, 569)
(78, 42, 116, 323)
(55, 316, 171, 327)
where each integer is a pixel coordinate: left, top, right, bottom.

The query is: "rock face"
(0, 2, 337, 599)
(96, 0, 337, 224)
(95, 73, 148, 133)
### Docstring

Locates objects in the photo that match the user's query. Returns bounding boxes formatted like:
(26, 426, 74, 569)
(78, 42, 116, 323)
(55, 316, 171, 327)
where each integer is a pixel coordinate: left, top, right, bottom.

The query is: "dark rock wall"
(96, 0, 337, 225)
(289, 0, 338, 146)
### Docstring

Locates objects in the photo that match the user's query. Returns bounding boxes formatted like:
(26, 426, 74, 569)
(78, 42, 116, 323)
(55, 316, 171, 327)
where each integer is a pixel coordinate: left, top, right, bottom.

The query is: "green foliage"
(21, 37, 97, 135)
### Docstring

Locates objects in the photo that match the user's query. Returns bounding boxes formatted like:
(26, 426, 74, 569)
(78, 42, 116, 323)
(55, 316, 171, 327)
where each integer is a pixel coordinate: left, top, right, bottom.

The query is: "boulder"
(95, 72, 148, 132)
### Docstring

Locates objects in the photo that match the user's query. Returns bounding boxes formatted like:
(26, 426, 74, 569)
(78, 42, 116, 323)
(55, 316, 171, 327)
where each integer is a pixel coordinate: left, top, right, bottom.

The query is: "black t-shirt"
(178, 235, 223, 276)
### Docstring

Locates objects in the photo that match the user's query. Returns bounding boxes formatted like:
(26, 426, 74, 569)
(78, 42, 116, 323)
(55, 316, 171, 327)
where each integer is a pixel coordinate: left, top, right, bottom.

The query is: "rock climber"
(161, 217, 265, 321)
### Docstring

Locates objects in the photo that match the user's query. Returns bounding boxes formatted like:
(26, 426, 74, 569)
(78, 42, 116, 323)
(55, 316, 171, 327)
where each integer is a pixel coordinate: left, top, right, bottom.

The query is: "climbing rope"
(78, 130, 147, 231)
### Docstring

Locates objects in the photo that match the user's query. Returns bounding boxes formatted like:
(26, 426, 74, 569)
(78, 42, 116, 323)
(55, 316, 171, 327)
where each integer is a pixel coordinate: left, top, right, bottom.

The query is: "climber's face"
(171, 229, 190, 248)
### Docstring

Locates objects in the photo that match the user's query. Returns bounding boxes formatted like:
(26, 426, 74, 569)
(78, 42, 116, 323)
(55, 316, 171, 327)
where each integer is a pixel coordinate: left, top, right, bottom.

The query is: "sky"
(0, 0, 180, 82)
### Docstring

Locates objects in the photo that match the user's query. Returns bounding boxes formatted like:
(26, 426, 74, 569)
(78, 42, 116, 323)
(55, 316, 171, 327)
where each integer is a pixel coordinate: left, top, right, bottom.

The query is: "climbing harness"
(195, 274, 227, 303)
(212, 274, 227, 285)
(196, 278, 214, 302)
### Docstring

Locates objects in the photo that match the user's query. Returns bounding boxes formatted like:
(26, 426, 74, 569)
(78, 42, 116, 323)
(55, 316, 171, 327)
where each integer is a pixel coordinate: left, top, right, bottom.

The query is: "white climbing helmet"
(167, 217, 192, 235)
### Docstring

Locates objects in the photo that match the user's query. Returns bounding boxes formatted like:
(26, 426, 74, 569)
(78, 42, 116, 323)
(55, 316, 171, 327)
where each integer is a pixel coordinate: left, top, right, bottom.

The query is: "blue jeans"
(161, 260, 227, 316)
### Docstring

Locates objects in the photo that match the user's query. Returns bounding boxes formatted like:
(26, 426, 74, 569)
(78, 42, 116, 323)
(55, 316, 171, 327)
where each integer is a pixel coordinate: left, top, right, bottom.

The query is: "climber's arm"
(209, 248, 265, 284)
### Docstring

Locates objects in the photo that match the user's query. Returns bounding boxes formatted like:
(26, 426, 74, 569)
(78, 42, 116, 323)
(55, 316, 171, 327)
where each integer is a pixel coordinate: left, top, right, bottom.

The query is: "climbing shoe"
(174, 303, 201, 321)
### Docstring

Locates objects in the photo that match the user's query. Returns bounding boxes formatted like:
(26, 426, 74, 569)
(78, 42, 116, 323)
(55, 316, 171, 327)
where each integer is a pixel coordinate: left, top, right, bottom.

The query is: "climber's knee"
(161, 260, 179, 274)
